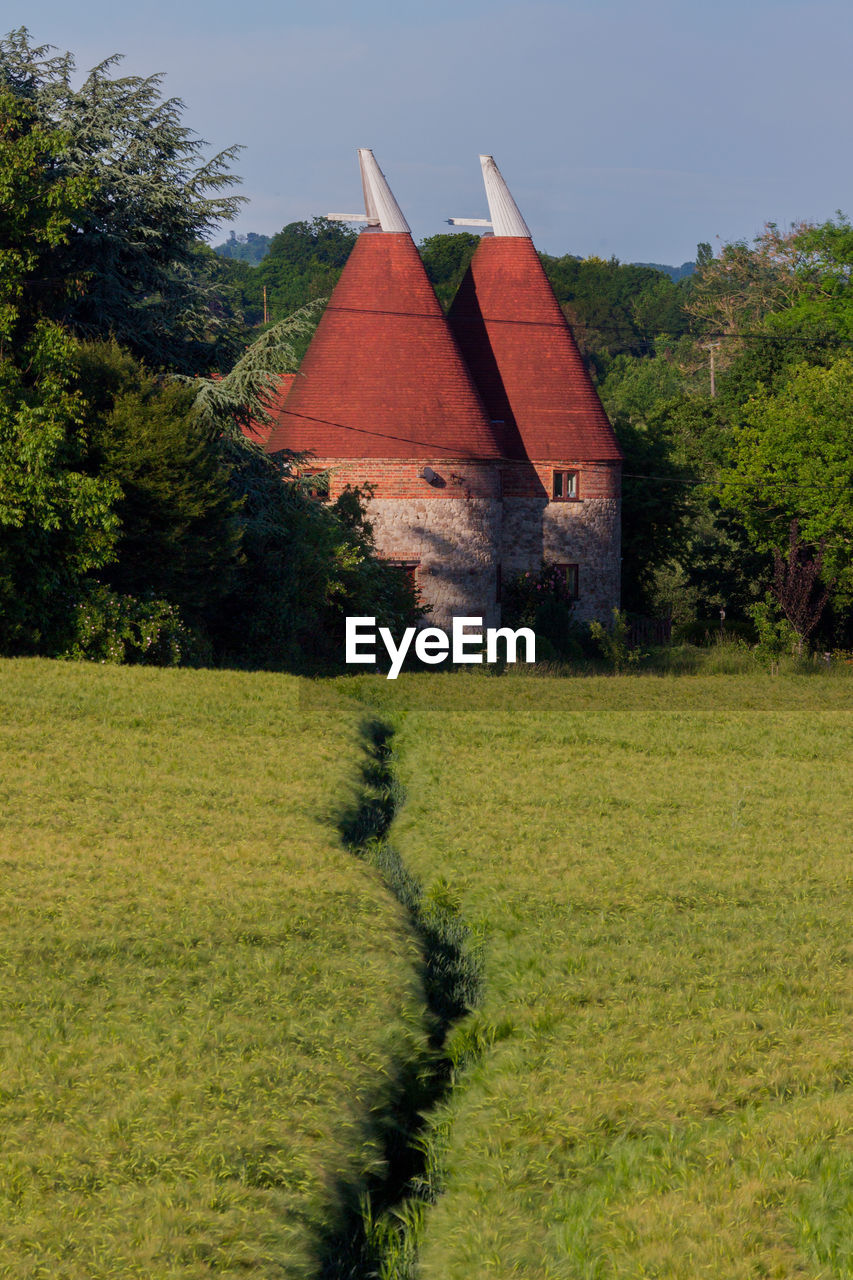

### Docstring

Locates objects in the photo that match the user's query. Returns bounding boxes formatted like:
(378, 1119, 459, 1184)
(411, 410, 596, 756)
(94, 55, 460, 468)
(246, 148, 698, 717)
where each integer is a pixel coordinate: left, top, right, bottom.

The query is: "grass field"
(0, 660, 422, 1279)
(358, 672, 853, 1279)
(2, 661, 851, 1279)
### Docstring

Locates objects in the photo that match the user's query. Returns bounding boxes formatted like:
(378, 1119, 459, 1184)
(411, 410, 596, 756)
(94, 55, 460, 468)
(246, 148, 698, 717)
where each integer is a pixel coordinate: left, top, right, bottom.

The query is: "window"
(388, 560, 420, 593)
(552, 470, 579, 501)
(554, 563, 579, 599)
(300, 470, 329, 501)
(496, 563, 502, 603)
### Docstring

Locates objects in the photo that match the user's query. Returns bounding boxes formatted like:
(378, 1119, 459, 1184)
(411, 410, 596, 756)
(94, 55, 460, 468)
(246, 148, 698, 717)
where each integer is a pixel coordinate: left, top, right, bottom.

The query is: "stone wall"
(305, 455, 621, 629)
(501, 497, 621, 624)
(368, 495, 502, 630)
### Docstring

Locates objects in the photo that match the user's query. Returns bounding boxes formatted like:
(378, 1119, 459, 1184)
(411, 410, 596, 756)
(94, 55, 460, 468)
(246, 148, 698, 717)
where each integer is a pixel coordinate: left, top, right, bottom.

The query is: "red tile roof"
(447, 237, 622, 461)
(265, 231, 503, 460)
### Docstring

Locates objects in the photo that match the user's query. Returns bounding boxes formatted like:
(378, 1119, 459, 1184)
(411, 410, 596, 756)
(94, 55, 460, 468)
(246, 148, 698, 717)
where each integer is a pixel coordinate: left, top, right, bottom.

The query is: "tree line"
(0, 29, 419, 669)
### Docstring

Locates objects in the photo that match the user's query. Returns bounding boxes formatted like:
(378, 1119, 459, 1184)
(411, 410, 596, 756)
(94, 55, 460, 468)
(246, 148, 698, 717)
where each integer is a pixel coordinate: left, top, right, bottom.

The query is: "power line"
(318, 304, 853, 347)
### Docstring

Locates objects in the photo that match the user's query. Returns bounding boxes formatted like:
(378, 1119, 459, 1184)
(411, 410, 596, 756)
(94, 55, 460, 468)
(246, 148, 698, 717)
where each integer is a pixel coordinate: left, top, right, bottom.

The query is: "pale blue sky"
(11, 0, 853, 263)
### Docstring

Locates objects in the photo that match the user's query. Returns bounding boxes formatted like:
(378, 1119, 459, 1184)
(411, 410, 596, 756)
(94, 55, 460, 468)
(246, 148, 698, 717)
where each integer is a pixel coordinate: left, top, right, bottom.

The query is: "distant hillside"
(634, 260, 695, 282)
(214, 231, 271, 263)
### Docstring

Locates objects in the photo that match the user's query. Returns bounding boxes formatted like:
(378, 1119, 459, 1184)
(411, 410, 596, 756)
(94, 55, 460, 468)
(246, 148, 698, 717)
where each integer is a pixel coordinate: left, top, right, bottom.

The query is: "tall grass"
(0, 660, 421, 1279)
(356, 672, 853, 1279)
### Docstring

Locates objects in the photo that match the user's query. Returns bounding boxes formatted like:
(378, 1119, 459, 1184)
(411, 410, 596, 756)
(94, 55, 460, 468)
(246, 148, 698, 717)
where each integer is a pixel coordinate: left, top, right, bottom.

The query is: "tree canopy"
(0, 28, 246, 373)
(724, 357, 853, 603)
(0, 82, 120, 653)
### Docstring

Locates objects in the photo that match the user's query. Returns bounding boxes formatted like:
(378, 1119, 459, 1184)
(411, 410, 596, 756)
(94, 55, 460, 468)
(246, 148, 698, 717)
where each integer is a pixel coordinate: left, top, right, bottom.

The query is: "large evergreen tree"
(0, 28, 245, 374)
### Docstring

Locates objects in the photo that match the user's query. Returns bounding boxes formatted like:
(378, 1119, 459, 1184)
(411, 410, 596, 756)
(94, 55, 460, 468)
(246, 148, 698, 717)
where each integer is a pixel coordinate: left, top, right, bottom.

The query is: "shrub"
(502, 564, 583, 660)
(60, 582, 196, 665)
(747, 597, 797, 673)
(589, 608, 643, 672)
(673, 617, 757, 646)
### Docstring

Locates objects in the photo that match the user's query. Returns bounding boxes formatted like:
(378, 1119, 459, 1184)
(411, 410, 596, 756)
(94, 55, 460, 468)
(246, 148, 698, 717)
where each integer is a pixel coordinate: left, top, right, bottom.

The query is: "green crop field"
(2, 662, 851, 1279)
(0, 660, 422, 1280)
(366, 672, 853, 1280)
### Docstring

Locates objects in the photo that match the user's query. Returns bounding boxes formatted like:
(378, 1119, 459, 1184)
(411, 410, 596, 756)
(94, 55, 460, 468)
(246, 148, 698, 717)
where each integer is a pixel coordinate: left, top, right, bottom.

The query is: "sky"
(10, 0, 853, 264)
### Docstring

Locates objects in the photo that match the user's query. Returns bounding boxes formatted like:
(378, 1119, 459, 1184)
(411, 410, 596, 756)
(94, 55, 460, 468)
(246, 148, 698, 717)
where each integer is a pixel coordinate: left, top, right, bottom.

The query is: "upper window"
(552, 470, 579, 501)
(300, 470, 329, 501)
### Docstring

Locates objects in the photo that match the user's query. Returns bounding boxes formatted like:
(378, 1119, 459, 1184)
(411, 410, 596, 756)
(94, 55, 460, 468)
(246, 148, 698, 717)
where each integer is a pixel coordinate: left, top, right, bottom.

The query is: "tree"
(191, 306, 423, 670)
(0, 84, 120, 653)
(77, 342, 243, 632)
(419, 232, 479, 310)
(685, 224, 805, 342)
(722, 357, 853, 606)
(214, 231, 271, 264)
(611, 413, 692, 615)
(637, 394, 771, 624)
(248, 217, 357, 331)
(0, 28, 245, 373)
(771, 522, 833, 654)
(599, 346, 690, 428)
(539, 254, 689, 376)
(765, 214, 853, 349)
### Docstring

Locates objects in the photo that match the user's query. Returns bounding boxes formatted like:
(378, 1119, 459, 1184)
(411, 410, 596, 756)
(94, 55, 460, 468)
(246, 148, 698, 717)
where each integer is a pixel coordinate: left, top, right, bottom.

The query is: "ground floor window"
(388, 559, 420, 592)
(554, 563, 579, 599)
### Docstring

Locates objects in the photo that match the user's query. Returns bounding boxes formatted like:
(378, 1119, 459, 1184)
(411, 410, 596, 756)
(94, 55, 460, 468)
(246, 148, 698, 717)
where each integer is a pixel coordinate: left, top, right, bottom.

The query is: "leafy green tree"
(599, 346, 691, 427)
(1, 28, 245, 373)
(419, 232, 479, 310)
(612, 414, 692, 615)
(641, 394, 771, 623)
(540, 254, 689, 374)
(214, 231, 271, 264)
(763, 215, 853, 354)
(0, 84, 120, 653)
(247, 218, 357, 330)
(722, 357, 853, 605)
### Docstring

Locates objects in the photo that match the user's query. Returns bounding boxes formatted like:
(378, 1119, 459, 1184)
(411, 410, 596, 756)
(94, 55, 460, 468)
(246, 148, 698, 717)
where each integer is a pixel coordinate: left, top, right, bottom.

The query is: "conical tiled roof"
(265, 230, 503, 460)
(448, 235, 622, 461)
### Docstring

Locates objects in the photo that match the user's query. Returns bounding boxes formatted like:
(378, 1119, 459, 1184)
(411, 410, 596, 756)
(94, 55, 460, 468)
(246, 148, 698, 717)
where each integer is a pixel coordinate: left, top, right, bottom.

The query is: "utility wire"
(317, 303, 853, 347)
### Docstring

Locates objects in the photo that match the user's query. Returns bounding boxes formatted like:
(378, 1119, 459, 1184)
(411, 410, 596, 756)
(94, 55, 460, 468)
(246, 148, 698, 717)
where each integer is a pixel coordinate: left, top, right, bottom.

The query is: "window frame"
(552, 469, 580, 501)
(299, 469, 330, 501)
